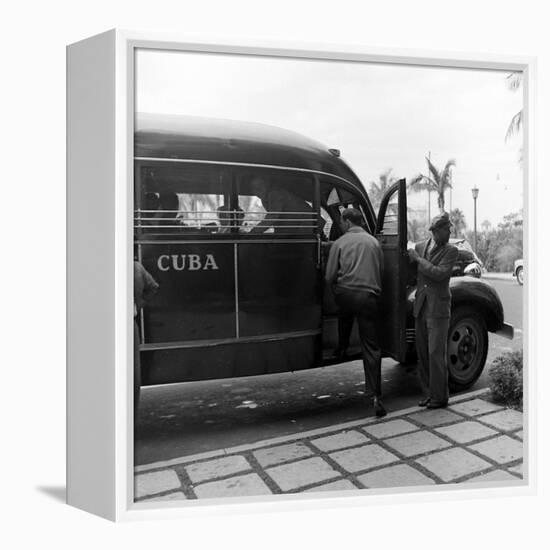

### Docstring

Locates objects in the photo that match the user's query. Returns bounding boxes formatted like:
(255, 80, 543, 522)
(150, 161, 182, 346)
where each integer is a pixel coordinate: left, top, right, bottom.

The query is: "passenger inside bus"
(217, 204, 245, 233)
(248, 176, 315, 235)
(155, 192, 181, 229)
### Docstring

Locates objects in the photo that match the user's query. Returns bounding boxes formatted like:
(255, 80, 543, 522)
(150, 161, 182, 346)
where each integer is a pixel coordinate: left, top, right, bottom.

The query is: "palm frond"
(380, 168, 394, 185)
(425, 157, 441, 185)
(368, 181, 382, 193)
(408, 174, 424, 187)
(441, 159, 456, 189)
(505, 110, 523, 142)
(409, 174, 437, 193)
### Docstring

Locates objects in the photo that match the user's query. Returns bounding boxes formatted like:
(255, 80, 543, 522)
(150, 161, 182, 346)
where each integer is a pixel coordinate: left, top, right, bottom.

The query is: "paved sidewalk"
(134, 389, 524, 503)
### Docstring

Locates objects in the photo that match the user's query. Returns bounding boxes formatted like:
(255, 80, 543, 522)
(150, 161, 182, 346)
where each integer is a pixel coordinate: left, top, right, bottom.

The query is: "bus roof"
(135, 114, 365, 189)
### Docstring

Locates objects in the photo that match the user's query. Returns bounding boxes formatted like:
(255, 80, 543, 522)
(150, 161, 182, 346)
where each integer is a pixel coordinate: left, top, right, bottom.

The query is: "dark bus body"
(134, 115, 513, 396)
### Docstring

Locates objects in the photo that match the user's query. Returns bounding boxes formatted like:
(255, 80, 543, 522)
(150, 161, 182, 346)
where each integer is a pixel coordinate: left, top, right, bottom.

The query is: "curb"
(135, 388, 490, 473)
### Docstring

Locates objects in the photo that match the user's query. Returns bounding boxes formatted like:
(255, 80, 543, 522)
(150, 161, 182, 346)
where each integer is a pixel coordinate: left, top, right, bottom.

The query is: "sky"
(135, 49, 523, 229)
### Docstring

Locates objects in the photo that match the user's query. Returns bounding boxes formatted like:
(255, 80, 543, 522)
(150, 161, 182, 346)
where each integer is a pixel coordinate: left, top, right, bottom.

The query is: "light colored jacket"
(325, 226, 383, 295)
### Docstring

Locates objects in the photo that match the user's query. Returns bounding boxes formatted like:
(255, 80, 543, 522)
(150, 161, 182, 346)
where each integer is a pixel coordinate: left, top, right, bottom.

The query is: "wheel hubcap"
(448, 323, 479, 379)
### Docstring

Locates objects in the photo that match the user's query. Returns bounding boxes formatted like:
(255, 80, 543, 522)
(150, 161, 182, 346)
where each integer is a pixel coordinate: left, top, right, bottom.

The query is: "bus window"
(135, 163, 230, 238)
(319, 176, 370, 241)
(379, 191, 399, 235)
(320, 206, 332, 241)
(236, 169, 317, 236)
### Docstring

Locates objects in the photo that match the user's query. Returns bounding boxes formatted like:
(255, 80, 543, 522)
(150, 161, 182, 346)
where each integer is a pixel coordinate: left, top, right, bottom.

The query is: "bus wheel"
(448, 307, 488, 392)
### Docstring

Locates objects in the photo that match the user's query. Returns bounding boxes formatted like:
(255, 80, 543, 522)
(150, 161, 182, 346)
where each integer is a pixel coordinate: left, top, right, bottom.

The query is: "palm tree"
(505, 72, 523, 142)
(407, 217, 428, 242)
(409, 157, 456, 214)
(449, 208, 466, 237)
(368, 169, 396, 212)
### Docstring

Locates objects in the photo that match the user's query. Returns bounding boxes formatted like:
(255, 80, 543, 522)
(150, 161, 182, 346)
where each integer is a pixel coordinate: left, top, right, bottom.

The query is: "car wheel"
(516, 266, 524, 285)
(447, 307, 488, 392)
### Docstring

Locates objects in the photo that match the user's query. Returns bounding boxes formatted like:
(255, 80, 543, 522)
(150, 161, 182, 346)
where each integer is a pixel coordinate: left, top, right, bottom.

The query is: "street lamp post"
(471, 186, 479, 254)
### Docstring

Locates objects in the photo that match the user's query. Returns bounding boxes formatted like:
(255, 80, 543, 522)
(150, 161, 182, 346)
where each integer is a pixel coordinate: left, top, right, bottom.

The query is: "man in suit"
(408, 212, 458, 409)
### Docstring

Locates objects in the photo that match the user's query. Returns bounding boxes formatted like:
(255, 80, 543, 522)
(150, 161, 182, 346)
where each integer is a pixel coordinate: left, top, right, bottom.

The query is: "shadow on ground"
(36, 485, 66, 503)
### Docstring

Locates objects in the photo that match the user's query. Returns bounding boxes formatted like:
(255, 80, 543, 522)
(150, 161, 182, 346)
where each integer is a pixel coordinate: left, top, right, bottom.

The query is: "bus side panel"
(237, 242, 321, 336)
(140, 242, 236, 342)
(142, 336, 320, 384)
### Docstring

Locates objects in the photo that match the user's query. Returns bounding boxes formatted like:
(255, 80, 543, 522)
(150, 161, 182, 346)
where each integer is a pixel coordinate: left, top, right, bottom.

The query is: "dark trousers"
(415, 308, 450, 404)
(334, 288, 382, 398)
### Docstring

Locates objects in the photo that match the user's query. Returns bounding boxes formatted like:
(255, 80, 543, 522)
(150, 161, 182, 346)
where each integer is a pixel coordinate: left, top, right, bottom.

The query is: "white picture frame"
(67, 29, 536, 521)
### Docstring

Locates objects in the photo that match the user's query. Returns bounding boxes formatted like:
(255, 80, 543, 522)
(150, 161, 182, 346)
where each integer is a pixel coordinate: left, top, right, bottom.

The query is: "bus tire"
(447, 307, 488, 392)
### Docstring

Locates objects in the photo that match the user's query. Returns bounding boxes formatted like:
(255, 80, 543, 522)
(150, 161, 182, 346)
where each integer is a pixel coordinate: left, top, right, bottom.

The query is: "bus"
(134, 114, 513, 402)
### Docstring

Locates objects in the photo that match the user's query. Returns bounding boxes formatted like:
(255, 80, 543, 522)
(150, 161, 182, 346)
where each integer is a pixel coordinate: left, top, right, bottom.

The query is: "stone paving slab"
(408, 408, 464, 427)
(449, 398, 503, 416)
(469, 435, 523, 465)
(358, 464, 436, 489)
(384, 431, 451, 457)
(135, 469, 181, 499)
(478, 409, 524, 431)
(415, 448, 492, 482)
(303, 479, 357, 493)
(253, 442, 313, 468)
(329, 444, 400, 473)
(436, 421, 498, 444)
(134, 391, 526, 502)
(266, 457, 340, 491)
(194, 473, 272, 498)
(185, 455, 251, 484)
(465, 470, 519, 483)
(310, 430, 370, 452)
(361, 419, 418, 439)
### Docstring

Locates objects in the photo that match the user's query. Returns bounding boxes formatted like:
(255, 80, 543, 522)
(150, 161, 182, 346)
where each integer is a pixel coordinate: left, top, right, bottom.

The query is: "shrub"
(488, 350, 523, 409)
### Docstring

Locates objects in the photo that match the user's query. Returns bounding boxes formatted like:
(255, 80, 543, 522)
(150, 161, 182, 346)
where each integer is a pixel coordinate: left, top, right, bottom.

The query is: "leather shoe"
(374, 398, 387, 418)
(427, 401, 448, 409)
(418, 397, 430, 407)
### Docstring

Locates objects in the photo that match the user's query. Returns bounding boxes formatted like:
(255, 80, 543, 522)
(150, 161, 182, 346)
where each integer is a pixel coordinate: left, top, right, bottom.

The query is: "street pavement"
(134, 389, 524, 503)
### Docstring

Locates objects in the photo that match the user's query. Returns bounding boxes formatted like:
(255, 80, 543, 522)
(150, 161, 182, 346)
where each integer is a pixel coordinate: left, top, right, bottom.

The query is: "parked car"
(450, 238, 483, 278)
(513, 259, 524, 285)
(134, 115, 514, 404)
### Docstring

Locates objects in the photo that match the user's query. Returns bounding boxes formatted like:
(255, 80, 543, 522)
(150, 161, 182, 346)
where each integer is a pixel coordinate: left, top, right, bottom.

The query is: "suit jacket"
(413, 239, 458, 319)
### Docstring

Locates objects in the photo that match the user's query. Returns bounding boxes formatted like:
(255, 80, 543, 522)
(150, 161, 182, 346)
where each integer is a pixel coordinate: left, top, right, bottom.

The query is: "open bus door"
(375, 179, 408, 362)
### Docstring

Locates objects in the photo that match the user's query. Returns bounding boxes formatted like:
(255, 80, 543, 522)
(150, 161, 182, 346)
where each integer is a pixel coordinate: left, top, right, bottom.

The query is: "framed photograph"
(67, 30, 534, 521)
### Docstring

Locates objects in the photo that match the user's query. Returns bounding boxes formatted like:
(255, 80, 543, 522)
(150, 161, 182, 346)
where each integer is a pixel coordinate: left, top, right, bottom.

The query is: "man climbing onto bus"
(325, 208, 386, 417)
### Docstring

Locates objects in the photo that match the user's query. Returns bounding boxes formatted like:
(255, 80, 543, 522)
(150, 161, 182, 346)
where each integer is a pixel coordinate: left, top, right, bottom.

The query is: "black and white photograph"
(132, 48, 525, 503)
